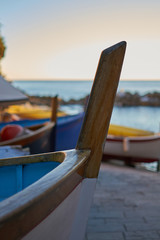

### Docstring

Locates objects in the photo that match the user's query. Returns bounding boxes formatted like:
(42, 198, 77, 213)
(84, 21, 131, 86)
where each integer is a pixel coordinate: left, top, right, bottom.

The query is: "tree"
(0, 36, 6, 60)
(0, 23, 6, 75)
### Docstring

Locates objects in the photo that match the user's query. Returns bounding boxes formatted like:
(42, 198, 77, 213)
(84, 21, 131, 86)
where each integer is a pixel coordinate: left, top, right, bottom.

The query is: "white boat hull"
(23, 178, 96, 240)
(104, 134, 160, 162)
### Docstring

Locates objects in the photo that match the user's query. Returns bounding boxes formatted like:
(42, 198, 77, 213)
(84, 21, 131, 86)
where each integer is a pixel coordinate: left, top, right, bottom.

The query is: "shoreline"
(28, 91, 160, 107)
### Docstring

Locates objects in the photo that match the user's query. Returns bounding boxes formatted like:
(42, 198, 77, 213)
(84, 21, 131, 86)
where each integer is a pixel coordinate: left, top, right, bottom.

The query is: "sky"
(0, 0, 160, 81)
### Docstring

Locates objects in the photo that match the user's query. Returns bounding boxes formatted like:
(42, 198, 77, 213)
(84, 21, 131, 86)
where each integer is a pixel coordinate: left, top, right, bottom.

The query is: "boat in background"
(1, 97, 156, 160)
(5, 103, 67, 119)
(0, 112, 84, 153)
(104, 125, 160, 164)
(0, 97, 58, 154)
(0, 120, 55, 154)
(108, 124, 153, 137)
(1, 110, 154, 159)
(0, 41, 126, 240)
(55, 112, 84, 151)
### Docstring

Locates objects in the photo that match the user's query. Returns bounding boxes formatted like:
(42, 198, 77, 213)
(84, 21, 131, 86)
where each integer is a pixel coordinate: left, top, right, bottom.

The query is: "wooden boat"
(5, 103, 67, 119)
(0, 121, 55, 154)
(103, 125, 160, 163)
(55, 112, 84, 151)
(108, 124, 153, 137)
(0, 112, 84, 153)
(0, 98, 58, 154)
(0, 42, 126, 239)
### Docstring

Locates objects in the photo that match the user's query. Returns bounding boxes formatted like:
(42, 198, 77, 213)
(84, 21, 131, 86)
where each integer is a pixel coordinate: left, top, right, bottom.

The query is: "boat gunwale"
(0, 121, 55, 147)
(107, 133, 160, 142)
(0, 149, 90, 239)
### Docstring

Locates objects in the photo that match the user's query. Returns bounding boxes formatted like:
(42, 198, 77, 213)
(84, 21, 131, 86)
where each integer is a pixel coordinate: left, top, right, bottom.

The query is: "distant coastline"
(28, 91, 160, 107)
(12, 80, 160, 103)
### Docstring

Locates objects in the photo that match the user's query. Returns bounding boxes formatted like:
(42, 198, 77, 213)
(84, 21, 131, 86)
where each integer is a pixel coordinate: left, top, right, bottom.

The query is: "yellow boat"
(104, 124, 158, 164)
(5, 103, 67, 119)
(108, 124, 153, 137)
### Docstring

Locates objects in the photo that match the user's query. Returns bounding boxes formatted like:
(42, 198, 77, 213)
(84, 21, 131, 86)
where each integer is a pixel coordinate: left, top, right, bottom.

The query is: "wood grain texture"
(76, 41, 126, 178)
(0, 150, 65, 166)
(0, 149, 90, 239)
(51, 96, 58, 123)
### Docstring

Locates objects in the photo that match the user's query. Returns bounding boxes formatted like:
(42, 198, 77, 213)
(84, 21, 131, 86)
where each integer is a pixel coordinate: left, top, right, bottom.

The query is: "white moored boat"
(104, 125, 160, 164)
(0, 41, 126, 240)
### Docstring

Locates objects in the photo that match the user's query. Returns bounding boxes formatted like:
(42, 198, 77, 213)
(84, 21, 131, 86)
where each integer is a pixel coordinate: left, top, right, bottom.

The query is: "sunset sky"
(1, 0, 160, 80)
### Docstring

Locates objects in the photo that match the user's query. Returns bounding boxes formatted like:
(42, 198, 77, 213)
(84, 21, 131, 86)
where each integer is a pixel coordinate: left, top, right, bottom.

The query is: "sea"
(12, 80, 160, 171)
(12, 80, 160, 132)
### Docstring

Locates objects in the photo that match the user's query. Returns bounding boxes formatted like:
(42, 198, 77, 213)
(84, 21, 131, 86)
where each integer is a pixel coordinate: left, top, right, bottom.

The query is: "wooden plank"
(76, 41, 126, 178)
(0, 150, 65, 166)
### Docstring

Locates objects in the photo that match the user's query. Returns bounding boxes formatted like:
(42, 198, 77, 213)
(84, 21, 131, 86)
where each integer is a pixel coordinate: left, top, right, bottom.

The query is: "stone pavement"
(85, 162, 160, 240)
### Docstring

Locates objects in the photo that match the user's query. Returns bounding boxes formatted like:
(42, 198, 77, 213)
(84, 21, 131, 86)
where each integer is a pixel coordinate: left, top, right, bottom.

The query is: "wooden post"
(76, 41, 126, 178)
(51, 96, 58, 123)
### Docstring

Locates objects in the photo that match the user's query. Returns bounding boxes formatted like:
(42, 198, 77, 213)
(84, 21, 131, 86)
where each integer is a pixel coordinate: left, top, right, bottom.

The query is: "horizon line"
(8, 78, 160, 82)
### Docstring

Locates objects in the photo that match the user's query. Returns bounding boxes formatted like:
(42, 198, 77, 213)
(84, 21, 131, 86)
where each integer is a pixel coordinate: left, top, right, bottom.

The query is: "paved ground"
(85, 161, 160, 240)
